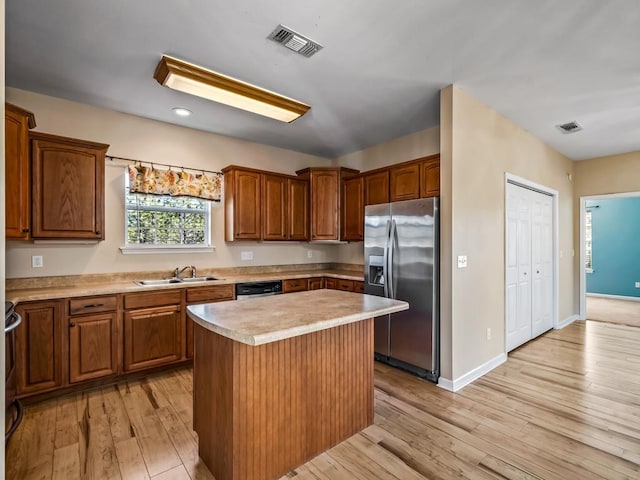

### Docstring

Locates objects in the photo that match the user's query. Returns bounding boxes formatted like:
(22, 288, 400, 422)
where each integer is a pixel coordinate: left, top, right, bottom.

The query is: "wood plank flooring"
(6, 320, 640, 479)
(586, 295, 640, 327)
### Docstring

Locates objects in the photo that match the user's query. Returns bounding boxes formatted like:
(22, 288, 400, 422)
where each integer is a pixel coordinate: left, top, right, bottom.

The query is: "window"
(123, 177, 212, 253)
(585, 210, 593, 272)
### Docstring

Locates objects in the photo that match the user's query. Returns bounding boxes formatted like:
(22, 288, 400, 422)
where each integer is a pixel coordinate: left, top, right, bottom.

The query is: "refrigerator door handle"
(382, 219, 391, 298)
(388, 219, 397, 299)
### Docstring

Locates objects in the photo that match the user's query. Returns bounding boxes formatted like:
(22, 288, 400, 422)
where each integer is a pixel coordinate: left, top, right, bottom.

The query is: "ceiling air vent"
(556, 121, 583, 134)
(267, 24, 323, 58)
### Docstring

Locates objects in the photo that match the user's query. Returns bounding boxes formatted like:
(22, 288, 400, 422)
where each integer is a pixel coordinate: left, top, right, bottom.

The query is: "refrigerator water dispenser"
(368, 255, 385, 285)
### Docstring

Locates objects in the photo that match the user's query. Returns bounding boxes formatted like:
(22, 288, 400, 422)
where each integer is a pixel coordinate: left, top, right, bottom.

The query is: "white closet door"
(531, 191, 553, 337)
(506, 183, 554, 352)
(506, 183, 532, 351)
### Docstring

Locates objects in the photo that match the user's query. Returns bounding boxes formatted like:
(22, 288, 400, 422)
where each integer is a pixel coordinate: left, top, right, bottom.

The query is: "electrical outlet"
(487, 328, 492, 340)
(635, 282, 640, 289)
(240, 251, 253, 261)
(307, 250, 313, 259)
(32, 255, 44, 268)
(457, 255, 468, 269)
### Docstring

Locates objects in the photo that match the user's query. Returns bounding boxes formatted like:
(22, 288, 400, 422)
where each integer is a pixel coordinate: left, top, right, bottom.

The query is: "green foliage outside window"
(125, 191, 209, 246)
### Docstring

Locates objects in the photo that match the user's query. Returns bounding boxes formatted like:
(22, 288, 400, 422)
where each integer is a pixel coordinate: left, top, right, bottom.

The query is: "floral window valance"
(127, 164, 223, 201)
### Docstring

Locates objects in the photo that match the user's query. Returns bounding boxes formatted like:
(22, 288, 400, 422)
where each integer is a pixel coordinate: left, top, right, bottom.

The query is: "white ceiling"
(6, 0, 640, 160)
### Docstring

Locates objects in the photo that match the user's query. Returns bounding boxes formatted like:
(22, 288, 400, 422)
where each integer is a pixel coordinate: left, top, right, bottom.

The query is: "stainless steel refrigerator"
(364, 197, 439, 382)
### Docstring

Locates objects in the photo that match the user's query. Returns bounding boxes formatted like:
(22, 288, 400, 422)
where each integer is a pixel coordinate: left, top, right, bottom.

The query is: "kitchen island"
(187, 289, 408, 480)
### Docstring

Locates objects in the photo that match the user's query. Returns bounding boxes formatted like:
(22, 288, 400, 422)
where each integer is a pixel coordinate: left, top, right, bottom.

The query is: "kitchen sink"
(135, 276, 221, 286)
(135, 279, 183, 286)
(179, 276, 221, 283)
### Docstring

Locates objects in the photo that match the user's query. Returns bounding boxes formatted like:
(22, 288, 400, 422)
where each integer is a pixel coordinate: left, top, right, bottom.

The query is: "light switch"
(457, 255, 468, 269)
(241, 251, 253, 261)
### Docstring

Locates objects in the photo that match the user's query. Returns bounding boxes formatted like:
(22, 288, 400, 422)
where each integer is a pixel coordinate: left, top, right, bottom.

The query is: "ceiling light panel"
(154, 56, 310, 123)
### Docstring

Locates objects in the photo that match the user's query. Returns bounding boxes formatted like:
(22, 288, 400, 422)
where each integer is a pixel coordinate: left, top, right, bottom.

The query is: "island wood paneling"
(194, 319, 374, 480)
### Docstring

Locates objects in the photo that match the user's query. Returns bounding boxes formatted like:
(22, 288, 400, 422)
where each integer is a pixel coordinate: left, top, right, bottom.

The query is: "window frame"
(120, 178, 214, 255)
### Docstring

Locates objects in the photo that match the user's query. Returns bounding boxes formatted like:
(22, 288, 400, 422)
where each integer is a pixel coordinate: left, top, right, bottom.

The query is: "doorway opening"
(579, 192, 640, 327)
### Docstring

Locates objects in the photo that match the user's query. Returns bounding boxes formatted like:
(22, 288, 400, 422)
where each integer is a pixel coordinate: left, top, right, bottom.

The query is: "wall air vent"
(267, 24, 323, 58)
(556, 121, 583, 134)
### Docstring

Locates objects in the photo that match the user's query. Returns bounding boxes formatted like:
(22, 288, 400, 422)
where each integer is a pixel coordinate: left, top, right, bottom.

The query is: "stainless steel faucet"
(173, 265, 196, 279)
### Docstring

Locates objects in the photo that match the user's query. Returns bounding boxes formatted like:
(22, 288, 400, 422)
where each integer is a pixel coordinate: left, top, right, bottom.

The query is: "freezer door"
(364, 203, 391, 356)
(388, 198, 438, 372)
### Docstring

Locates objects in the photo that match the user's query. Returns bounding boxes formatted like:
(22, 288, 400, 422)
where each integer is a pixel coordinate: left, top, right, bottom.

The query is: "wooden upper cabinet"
(5, 103, 36, 239)
(341, 176, 364, 241)
(308, 169, 339, 240)
(297, 167, 359, 241)
(31, 132, 108, 240)
(420, 158, 440, 198)
(288, 178, 309, 241)
(390, 163, 420, 202)
(364, 171, 389, 206)
(262, 174, 288, 241)
(15, 300, 64, 396)
(223, 167, 262, 241)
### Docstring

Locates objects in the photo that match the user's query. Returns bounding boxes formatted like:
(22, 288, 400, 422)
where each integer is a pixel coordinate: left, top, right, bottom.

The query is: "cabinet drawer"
(69, 295, 117, 315)
(336, 280, 355, 292)
(354, 281, 365, 293)
(187, 284, 235, 304)
(283, 278, 309, 294)
(124, 290, 182, 310)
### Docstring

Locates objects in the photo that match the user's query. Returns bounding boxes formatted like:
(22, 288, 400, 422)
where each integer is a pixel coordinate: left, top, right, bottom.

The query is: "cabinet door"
(325, 278, 337, 290)
(31, 133, 108, 239)
(308, 278, 324, 290)
(420, 160, 440, 198)
(5, 104, 35, 239)
(288, 178, 309, 240)
(390, 163, 420, 202)
(262, 174, 288, 240)
(15, 301, 64, 395)
(230, 169, 261, 240)
(364, 171, 389, 206)
(123, 305, 182, 372)
(341, 176, 364, 241)
(69, 312, 118, 383)
(310, 170, 339, 240)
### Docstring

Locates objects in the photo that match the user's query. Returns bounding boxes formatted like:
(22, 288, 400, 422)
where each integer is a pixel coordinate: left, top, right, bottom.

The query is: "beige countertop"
(187, 289, 408, 346)
(5, 268, 364, 305)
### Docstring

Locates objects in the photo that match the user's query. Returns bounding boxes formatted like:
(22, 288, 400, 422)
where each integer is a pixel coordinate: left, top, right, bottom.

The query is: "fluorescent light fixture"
(154, 55, 310, 123)
(172, 107, 192, 117)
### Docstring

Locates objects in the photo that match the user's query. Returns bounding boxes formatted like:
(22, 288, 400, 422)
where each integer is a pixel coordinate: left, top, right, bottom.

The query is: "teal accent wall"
(587, 197, 640, 297)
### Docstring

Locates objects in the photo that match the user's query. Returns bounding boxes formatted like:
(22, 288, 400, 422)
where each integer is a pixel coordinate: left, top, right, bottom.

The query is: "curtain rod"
(107, 155, 223, 176)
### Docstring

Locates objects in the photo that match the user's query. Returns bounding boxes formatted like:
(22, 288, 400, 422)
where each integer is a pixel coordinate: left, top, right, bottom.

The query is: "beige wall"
(336, 126, 441, 265)
(572, 151, 640, 312)
(442, 85, 575, 381)
(5, 88, 338, 278)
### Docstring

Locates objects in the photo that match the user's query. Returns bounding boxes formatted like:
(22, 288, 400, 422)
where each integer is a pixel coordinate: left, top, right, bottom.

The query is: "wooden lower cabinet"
(283, 278, 309, 293)
(15, 300, 64, 396)
(123, 305, 182, 372)
(69, 312, 117, 383)
(186, 285, 235, 359)
(354, 281, 365, 293)
(308, 277, 324, 290)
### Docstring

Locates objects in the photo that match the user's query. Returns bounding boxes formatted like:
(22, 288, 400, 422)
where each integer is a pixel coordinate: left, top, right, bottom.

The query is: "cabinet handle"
(22, 228, 29, 233)
(69, 322, 76, 328)
(82, 303, 104, 308)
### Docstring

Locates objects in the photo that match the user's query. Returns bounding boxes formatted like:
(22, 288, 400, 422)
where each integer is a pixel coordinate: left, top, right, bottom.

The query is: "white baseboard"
(437, 353, 507, 392)
(587, 293, 640, 302)
(556, 314, 579, 329)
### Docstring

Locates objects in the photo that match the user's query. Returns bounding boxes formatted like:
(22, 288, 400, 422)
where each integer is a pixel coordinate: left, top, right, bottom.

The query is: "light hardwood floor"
(586, 295, 640, 327)
(6, 320, 640, 479)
